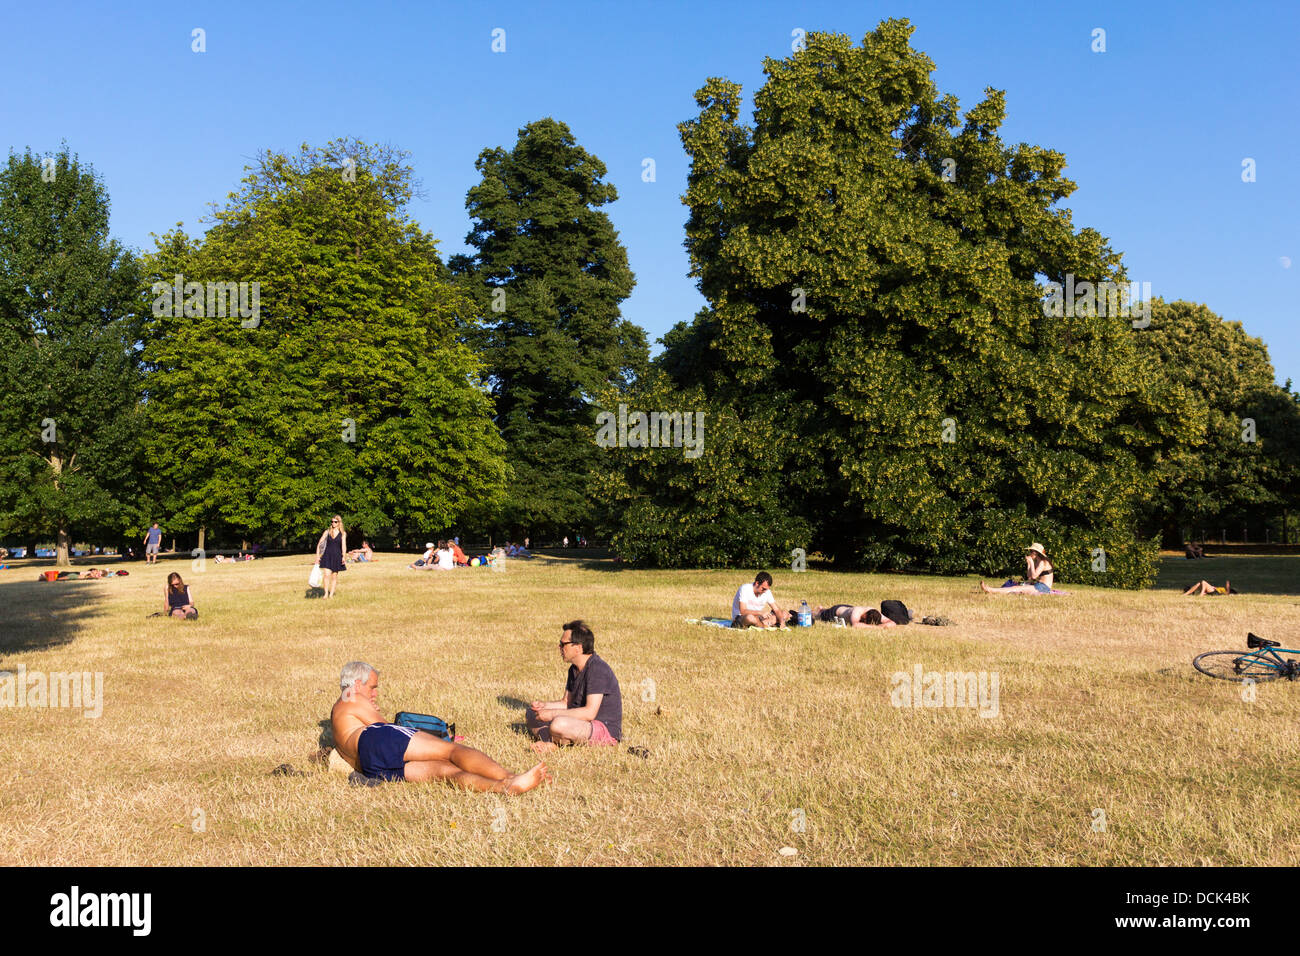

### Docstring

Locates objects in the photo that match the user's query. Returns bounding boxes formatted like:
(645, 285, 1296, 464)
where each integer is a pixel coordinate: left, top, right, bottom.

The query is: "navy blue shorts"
(357, 723, 416, 781)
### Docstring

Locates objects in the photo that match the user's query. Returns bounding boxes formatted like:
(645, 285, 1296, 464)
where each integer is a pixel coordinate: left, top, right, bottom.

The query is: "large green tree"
(0, 146, 145, 565)
(141, 140, 507, 547)
(608, 21, 1197, 587)
(450, 118, 648, 539)
(1137, 299, 1300, 543)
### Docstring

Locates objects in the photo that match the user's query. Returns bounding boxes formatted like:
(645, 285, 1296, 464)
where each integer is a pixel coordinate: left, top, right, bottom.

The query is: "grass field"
(2, 551, 1298, 866)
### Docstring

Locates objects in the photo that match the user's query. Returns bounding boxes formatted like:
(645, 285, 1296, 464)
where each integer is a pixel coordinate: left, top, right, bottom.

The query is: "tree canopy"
(0, 146, 145, 564)
(140, 140, 507, 547)
(451, 118, 648, 539)
(607, 21, 1199, 586)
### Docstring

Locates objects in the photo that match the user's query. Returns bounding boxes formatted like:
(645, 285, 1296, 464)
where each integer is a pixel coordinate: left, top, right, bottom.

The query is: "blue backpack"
(394, 711, 455, 741)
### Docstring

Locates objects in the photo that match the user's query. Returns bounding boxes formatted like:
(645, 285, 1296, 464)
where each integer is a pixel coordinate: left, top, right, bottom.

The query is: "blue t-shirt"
(565, 653, 622, 741)
(146, 527, 162, 546)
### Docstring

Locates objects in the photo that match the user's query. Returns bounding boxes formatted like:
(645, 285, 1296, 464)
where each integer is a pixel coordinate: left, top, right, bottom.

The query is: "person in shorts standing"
(526, 621, 622, 752)
(144, 522, 163, 565)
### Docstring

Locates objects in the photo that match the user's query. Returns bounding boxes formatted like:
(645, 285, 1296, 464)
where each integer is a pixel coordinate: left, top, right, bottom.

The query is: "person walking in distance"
(315, 514, 348, 598)
(144, 522, 163, 565)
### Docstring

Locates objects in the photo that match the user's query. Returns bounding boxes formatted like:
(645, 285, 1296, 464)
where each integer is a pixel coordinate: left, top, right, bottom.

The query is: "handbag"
(308, 565, 323, 588)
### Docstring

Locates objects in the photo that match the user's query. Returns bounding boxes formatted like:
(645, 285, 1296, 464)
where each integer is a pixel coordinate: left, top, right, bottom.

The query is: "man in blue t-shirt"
(526, 620, 622, 752)
(143, 522, 163, 565)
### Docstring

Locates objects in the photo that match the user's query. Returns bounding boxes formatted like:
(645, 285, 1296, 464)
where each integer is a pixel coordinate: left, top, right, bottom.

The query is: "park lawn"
(1, 552, 1298, 866)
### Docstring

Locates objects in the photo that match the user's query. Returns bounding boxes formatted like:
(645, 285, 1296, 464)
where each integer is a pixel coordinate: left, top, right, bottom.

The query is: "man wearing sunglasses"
(526, 621, 622, 753)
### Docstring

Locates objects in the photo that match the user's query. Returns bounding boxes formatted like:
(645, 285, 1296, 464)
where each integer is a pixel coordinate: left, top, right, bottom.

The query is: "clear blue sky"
(3, 0, 1296, 383)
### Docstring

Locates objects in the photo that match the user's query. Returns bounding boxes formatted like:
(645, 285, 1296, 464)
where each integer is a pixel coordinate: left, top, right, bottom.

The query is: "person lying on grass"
(1184, 580, 1234, 595)
(164, 572, 197, 619)
(981, 542, 1058, 595)
(526, 621, 622, 753)
(332, 661, 549, 792)
(732, 571, 790, 628)
(812, 605, 896, 627)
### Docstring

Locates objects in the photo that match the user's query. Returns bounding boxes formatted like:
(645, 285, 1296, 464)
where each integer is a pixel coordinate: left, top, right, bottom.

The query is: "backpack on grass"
(880, 600, 912, 625)
(394, 712, 455, 741)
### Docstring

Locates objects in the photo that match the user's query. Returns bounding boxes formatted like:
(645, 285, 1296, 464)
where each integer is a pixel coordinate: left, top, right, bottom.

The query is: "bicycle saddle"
(1247, 633, 1278, 649)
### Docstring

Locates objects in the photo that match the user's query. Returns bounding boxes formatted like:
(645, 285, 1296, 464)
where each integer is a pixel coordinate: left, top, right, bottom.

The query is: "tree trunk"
(198, 524, 206, 554)
(56, 526, 71, 567)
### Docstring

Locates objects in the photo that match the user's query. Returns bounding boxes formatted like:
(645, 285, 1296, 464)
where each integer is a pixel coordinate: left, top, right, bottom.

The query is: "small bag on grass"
(394, 712, 455, 741)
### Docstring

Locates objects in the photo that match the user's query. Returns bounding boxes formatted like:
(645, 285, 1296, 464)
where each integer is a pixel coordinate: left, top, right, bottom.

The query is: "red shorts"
(587, 720, 618, 746)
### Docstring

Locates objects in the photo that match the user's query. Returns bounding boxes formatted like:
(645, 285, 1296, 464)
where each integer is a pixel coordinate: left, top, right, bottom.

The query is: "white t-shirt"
(733, 582, 775, 619)
(435, 547, 455, 570)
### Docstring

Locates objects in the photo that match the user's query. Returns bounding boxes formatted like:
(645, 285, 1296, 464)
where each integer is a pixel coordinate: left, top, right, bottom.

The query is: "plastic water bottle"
(799, 601, 811, 627)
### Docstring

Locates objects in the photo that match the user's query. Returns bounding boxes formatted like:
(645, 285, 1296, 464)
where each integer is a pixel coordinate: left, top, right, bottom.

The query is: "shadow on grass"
(1154, 555, 1300, 597)
(0, 576, 110, 653)
(496, 695, 529, 711)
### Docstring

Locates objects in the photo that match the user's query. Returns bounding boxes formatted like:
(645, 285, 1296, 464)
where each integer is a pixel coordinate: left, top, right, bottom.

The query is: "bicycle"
(1193, 633, 1300, 682)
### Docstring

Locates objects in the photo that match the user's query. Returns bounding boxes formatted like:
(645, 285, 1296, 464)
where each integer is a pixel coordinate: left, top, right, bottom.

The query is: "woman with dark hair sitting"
(981, 543, 1058, 595)
(164, 572, 198, 619)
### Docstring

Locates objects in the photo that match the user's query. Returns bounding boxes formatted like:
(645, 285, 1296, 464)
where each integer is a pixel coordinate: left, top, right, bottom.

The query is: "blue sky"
(3, 0, 1296, 383)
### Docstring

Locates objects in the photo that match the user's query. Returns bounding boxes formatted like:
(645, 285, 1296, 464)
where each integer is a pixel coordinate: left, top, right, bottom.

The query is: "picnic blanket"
(684, 617, 735, 628)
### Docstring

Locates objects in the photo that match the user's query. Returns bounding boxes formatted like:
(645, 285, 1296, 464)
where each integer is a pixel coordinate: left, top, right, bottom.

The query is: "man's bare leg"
(404, 731, 510, 780)
(405, 759, 550, 793)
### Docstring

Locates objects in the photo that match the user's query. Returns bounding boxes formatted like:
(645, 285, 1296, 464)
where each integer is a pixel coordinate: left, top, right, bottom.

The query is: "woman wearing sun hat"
(980, 542, 1057, 595)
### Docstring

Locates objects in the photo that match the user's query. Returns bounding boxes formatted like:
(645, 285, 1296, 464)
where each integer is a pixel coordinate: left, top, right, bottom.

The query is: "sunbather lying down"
(812, 605, 896, 627)
(1184, 580, 1234, 595)
(331, 662, 549, 792)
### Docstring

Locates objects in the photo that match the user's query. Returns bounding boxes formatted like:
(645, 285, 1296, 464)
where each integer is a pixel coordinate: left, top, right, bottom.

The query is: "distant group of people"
(729, 571, 910, 629)
(331, 619, 622, 789)
(408, 539, 467, 570)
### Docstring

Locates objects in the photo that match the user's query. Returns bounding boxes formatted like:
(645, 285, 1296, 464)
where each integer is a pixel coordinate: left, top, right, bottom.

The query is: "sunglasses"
(558, 640, 579, 647)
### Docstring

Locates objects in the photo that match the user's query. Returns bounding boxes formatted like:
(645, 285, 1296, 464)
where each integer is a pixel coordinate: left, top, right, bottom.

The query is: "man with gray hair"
(331, 662, 549, 792)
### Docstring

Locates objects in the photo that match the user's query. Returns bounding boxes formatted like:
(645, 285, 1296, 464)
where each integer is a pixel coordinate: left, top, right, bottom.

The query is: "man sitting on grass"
(526, 621, 622, 753)
(332, 661, 549, 792)
(732, 571, 788, 628)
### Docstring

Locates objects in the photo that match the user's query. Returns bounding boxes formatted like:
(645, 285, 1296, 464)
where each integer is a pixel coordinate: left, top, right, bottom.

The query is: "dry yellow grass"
(2, 552, 1298, 865)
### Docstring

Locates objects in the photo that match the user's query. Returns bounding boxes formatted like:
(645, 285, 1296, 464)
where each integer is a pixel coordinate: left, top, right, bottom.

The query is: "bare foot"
(979, 581, 993, 593)
(504, 762, 550, 794)
(530, 740, 557, 754)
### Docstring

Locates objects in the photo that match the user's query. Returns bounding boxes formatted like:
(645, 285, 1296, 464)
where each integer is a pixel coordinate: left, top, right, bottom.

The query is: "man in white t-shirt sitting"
(732, 571, 787, 629)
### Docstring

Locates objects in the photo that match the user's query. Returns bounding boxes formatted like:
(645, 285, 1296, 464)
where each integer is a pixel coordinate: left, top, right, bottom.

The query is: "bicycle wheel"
(1192, 650, 1282, 683)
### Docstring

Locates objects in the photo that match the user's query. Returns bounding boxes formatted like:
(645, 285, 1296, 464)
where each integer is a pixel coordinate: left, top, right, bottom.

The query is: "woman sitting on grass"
(164, 572, 198, 619)
(1184, 580, 1234, 595)
(981, 543, 1058, 595)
